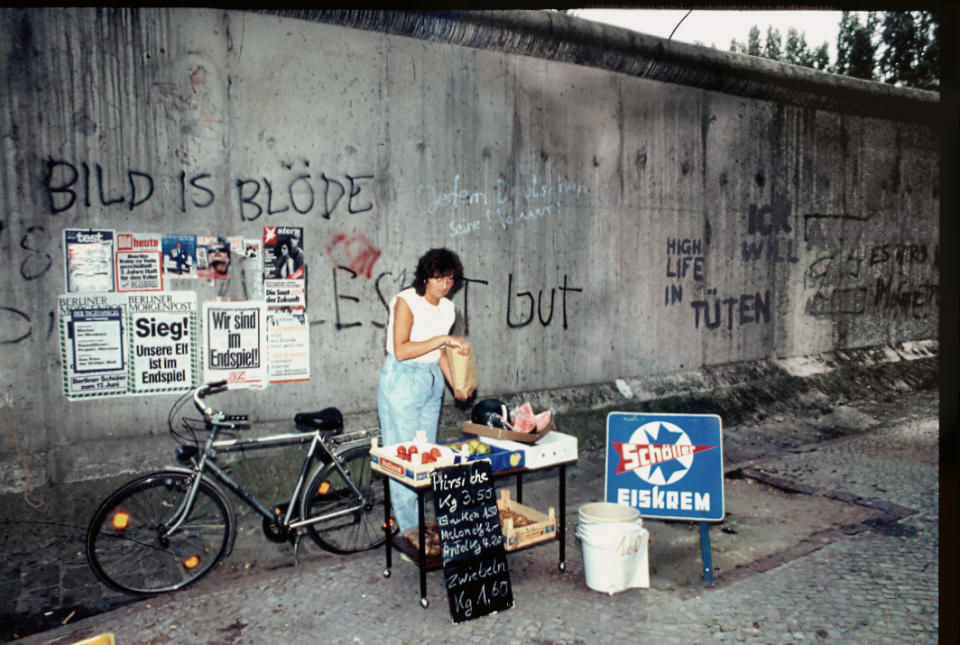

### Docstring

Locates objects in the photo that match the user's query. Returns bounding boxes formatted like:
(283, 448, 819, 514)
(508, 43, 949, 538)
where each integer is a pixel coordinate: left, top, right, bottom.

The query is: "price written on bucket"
(431, 461, 513, 622)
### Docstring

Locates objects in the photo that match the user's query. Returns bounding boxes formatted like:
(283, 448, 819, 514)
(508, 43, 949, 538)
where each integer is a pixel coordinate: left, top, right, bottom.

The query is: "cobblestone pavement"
(7, 386, 941, 644)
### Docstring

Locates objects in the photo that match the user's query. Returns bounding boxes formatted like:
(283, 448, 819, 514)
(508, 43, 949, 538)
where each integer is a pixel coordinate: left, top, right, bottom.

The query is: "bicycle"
(85, 381, 389, 596)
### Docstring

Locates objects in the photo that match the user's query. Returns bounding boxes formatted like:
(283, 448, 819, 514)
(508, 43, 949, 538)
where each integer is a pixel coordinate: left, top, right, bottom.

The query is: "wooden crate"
(496, 489, 556, 551)
(369, 432, 457, 488)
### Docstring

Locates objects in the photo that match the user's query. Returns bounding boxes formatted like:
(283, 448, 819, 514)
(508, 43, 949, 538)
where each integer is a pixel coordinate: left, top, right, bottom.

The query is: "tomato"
(421, 453, 435, 464)
(407, 445, 419, 455)
(429, 447, 441, 458)
(396, 445, 407, 459)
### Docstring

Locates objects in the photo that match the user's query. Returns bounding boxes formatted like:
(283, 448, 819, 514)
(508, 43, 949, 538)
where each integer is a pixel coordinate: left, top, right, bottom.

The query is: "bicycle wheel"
(86, 470, 234, 595)
(301, 445, 387, 554)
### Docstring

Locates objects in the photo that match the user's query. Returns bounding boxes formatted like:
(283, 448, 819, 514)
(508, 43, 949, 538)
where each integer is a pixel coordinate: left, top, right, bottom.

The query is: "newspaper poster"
(197, 235, 232, 283)
(128, 292, 198, 394)
(115, 233, 163, 292)
(162, 234, 197, 278)
(241, 237, 262, 261)
(64, 229, 116, 293)
(263, 226, 306, 309)
(240, 237, 263, 299)
(267, 311, 310, 384)
(58, 293, 128, 398)
(203, 300, 267, 388)
(263, 226, 305, 279)
(264, 277, 306, 310)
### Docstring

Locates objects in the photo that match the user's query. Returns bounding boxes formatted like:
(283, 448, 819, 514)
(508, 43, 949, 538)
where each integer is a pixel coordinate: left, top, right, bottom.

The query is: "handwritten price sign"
(431, 461, 513, 622)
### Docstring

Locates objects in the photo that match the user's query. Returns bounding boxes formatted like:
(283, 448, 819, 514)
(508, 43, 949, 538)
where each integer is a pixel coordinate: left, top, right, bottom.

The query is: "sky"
(569, 9, 846, 58)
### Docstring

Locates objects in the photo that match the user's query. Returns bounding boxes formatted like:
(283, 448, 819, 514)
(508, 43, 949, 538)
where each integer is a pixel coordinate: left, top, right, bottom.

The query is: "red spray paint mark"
(326, 233, 382, 279)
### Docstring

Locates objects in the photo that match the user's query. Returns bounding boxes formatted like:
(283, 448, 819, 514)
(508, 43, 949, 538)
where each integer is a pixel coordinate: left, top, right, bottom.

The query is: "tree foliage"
(727, 10, 939, 90)
(878, 11, 939, 89)
(835, 11, 880, 80)
(747, 25, 761, 56)
(763, 26, 782, 60)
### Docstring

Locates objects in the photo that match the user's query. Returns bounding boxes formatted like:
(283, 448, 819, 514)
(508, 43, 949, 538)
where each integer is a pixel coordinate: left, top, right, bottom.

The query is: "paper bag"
(445, 345, 477, 399)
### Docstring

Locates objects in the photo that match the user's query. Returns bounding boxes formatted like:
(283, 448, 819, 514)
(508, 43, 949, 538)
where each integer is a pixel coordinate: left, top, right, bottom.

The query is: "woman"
(377, 248, 474, 536)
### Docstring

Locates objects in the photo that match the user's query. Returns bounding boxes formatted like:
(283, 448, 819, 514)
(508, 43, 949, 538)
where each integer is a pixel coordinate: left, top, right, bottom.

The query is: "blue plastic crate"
(441, 436, 525, 472)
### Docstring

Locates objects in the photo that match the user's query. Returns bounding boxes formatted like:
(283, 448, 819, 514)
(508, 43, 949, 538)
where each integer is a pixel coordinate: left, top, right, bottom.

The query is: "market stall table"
(371, 450, 576, 608)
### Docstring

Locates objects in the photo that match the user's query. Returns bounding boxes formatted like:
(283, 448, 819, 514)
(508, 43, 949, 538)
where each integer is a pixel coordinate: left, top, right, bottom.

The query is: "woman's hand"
(445, 335, 471, 356)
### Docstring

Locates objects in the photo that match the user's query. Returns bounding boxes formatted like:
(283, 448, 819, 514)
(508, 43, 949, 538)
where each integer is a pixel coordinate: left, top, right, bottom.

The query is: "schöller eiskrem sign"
(605, 413, 724, 521)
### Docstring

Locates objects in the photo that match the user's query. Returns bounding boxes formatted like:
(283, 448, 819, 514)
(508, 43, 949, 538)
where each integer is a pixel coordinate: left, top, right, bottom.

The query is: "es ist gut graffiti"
(326, 268, 583, 334)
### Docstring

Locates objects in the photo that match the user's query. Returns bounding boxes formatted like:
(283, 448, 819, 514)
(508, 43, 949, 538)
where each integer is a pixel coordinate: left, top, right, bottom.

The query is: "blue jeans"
(377, 353, 444, 533)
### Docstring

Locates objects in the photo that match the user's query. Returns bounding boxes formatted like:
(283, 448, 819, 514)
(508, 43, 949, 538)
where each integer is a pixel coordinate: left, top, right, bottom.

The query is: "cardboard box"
(369, 432, 457, 488)
(441, 437, 525, 472)
(496, 490, 556, 551)
(462, 416, 556, 444)
(483, 430, 578, 468)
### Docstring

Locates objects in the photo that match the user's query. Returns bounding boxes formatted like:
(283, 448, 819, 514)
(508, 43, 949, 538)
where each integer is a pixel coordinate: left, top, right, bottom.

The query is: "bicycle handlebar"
(197, 380, 227, 398)
(193, 382, 250, 429)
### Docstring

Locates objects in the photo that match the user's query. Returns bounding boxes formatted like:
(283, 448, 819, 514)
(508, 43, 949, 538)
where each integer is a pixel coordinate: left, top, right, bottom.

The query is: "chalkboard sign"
(431, 460, 513, 623)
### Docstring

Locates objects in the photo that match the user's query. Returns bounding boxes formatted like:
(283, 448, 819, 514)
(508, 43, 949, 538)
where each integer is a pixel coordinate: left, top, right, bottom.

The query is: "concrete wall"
(0, 8, 940, 489)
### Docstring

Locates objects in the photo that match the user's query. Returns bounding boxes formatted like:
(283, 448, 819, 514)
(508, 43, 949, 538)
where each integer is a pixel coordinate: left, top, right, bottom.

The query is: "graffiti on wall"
(1, 223, 56, 345)
(691, 289, 771, 330)
(319, 264, 582, 336)
(43, 158, 376, 221)
(663, 237, 704, 307)
(662, 233, 772, 332)
(741, 199, 800, 264)
(802, 213, 939, 320)
(416, 173, 591, 238)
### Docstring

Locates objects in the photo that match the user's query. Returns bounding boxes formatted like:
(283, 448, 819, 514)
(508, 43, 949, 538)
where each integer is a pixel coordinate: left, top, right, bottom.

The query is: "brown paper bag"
(445, 345, 477, 399)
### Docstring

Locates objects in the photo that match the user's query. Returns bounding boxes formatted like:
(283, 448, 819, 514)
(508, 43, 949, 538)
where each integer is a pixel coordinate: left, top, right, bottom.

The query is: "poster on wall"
(267, 311, 310, 384)
(263, 226, 305, 279)
(239, 237, 264, 299)
(241, 237, 262, 261)
(58, 292, 200, 399)
(58, 293, 128, 398)
(128, 291, 198, 394)
(162, 234, 197, 278)
(203, 300, 267, 388)
(263, 226, 306, 310)
(264, 279, 306, 310)
(115, 233, 163, 292)
(64, 229, 116, 293)
(196, 235, 232, 283)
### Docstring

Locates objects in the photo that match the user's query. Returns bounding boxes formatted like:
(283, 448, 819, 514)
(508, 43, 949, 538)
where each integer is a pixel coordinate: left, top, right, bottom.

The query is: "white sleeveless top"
(386, 287, 456, 364)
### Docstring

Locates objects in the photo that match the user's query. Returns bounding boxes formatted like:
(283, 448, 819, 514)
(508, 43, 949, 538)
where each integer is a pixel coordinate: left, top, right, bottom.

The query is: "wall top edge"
(252, 8, 941, 126)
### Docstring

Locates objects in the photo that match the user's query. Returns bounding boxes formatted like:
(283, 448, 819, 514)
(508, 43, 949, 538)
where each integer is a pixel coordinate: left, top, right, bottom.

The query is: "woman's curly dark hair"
(413, 248, 463, 296)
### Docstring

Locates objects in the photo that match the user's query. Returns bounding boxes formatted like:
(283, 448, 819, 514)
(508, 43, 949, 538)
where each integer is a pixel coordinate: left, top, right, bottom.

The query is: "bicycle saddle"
(294, 407, 343, 435)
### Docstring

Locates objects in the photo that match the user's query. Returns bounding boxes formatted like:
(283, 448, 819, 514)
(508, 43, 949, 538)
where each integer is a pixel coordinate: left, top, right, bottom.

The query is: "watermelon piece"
(511, 403, 535, 432)
(533, 409, 552, 431)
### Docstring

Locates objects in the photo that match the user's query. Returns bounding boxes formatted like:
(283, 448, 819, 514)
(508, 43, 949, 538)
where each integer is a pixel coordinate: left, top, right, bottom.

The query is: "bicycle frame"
(207, 429, 375, 532)
(164, 393, 376, 540)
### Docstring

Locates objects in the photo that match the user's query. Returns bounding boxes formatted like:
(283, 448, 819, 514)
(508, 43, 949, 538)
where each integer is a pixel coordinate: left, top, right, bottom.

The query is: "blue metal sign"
(605, 412, 724, 521)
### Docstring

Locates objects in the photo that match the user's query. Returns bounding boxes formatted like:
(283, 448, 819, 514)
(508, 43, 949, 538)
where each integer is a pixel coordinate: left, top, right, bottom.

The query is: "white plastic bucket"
(578, 502, 641, 525)
(577, 503, 649, 593)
